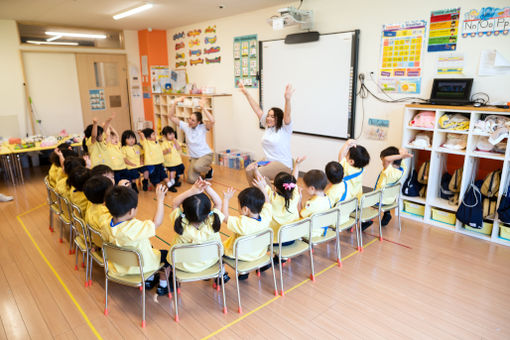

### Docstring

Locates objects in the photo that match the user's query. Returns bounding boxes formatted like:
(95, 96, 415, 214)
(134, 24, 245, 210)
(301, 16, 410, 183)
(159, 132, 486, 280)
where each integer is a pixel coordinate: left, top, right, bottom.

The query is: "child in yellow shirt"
(167, 178, 229, 287)
(105, 126, 128, 184)
(105, 184, 170, 295)
(301, 169, 332, 238)
(137, 128, 172, 191)
(376, 147, 411, 226)
(161, 126, 185, 193)
(325, 161, 345, 206)
(86, 115, 113, 168)
(68, 167, 92, 215)
(121, 130, 143, 192)
(222, 174, 272, 280)
(55, 155, 86, 199)
(84, 175, 113, 242)
(48, 143, 72, 187)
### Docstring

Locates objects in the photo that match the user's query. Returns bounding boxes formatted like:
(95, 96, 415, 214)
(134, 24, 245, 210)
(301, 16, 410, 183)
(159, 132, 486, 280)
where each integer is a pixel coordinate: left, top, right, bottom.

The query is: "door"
(76, 54, 132, 134)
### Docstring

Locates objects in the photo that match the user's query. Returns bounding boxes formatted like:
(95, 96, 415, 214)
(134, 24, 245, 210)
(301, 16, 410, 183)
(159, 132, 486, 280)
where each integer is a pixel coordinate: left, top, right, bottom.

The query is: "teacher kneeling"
(169, 97, 214, 183)
(239, 82, 294, 184)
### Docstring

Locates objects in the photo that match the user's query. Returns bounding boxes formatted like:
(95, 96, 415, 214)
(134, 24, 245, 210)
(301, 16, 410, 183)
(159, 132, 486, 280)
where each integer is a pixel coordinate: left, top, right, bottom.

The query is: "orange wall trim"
(138, 29, 168, 125)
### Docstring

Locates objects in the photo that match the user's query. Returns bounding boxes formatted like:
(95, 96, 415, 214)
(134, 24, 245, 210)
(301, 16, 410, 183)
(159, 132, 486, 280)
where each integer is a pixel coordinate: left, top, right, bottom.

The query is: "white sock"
(159, 280, 168, 288)
(167, 179, 175, 187)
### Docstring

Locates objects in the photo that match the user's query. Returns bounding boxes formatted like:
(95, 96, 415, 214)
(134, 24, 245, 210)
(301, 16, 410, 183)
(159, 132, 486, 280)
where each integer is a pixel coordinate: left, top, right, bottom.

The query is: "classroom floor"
(0, 165, 509, 339)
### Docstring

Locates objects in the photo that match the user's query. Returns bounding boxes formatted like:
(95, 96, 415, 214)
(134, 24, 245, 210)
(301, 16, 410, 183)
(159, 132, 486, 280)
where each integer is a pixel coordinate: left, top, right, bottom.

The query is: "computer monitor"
(429, 78, 473, 105)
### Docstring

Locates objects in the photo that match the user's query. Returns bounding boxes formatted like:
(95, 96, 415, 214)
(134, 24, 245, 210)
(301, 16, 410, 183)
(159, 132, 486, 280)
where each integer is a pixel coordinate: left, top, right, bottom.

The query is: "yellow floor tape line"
(17, 204, 103, 340)
(201, 237, 379, 340)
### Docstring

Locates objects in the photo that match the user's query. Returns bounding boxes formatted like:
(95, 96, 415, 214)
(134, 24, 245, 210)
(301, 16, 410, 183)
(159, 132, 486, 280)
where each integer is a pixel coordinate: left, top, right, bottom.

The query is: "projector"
(267, 6, 314, 30)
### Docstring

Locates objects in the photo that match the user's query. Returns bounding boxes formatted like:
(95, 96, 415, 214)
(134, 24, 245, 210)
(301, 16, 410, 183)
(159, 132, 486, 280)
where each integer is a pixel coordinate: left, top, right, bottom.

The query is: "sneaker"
(131, 183, 139, 193)
(174, 180, 182, 187)
(145, 273, 158, 289)
(156, 285, 169, 296)
(381, 211, 392, 226)
(168, 186, 177, 193)
(0, 193, 13, 202)
(361, 220, 373, 231)
(259, 263, 271, 272)
(142, 179, 148, 191)
(216, 273, 230, 285)
(238, 273, 249, 281)
(273, 255, 287, 266)
(167, 179, 175, 187)
(204, 168, 213, 180)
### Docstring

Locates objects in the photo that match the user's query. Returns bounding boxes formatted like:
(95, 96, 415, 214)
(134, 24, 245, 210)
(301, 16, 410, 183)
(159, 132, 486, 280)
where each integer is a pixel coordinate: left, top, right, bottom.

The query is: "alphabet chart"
(462, 7, 510, 37)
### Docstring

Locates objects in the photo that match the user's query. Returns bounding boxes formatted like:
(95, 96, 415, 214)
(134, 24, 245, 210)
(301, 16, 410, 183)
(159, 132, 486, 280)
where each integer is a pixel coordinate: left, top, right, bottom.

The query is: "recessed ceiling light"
(113, 2, 153, 20)
(46, 31, 107, 39)
(27, 40, 79, 46)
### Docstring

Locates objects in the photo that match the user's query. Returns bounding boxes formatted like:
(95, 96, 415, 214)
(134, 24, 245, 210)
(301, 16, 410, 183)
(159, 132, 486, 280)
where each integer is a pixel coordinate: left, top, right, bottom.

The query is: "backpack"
(480, 170, 501, 198)
(448, 168, 463, 193)
(440, 172, 454, 200)
(417, 161, 430, 185)
(497, 179, 510, 223)
(402, 169, 423, 197)
(483, 197, 497, 218)
(456, 182, 483, 229)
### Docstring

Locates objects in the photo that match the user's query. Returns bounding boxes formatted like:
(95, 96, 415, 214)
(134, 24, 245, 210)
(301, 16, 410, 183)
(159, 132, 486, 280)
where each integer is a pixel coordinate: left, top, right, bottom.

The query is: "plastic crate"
(403, 201, 424, 217)
(431, 208, 456, 226)
(465, 221, 493, 235)
(215, 150, 253, 169)
(500, 224, 510, 240)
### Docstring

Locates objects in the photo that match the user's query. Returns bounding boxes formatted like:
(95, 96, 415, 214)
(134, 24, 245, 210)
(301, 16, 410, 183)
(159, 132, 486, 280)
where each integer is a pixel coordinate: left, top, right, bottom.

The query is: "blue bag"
(497, 181, 510, 223)
(456, 182, 483, 229)
(402, 169, 422, 197)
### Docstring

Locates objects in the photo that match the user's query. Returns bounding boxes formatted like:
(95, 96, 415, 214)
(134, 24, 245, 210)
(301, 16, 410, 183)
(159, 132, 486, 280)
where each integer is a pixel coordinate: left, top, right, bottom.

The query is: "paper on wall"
(478, 50, 510, 76)
(436, 53, 464, 74)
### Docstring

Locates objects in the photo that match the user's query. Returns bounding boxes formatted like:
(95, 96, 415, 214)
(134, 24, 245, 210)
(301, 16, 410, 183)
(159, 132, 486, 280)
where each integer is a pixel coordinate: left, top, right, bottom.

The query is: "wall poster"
(234, 34, 258, 88)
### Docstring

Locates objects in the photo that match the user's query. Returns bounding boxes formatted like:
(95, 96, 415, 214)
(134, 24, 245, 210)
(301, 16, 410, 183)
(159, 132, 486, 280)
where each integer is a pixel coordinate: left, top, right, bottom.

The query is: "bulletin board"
(259, 30, 359, 140)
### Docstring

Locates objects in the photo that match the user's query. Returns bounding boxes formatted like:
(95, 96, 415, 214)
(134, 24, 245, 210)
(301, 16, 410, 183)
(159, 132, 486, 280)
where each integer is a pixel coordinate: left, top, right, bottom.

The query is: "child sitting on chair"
(325, 161, 345, 207)
(161, 126, 185, 192)
(121, 130, 143, 192)
(376, 147, 412, 226)
(167, 178, 230, 285)
(137, 128, 172, 191)
(222, 174, 272, 280)
(300, 169, 332, 237)
(90, 164, 115, 184)
(104, 184, 170, 295)
(48, 143, 72, 187)
(68, 166, 92, 214)
(84, 175, 114, 240)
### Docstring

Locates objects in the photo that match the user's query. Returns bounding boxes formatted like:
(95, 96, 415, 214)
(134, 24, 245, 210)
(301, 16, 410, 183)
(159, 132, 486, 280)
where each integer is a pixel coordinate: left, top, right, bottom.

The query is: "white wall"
(0, 20, 26, 138)
(167, 0, 510, 186)
(23, 52, 83, 136)
(124, 30, 145, 126)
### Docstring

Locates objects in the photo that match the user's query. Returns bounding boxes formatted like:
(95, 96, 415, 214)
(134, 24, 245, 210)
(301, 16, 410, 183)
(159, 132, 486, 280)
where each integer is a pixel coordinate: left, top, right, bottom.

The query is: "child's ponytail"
(211, 213, 221, 232)
(174, 215, 184, 235)
(274, 172, 297, 211)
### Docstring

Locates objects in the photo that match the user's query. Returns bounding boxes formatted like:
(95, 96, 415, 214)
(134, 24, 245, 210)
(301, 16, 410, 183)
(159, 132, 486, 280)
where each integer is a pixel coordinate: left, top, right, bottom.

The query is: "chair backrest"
(70, 203, 83, 222)
(57, 194, 72, 220)
(360, 189, 382, 209)
(170, 241, 222, 264)
(338, 197, 358, 219)
(234, 229, 272, 258)
(87, 224, 105, 248)
(71, 207, 88, 241)
(381, 183, 401, 204)
(310, 207, 340, 231)
(278, 218, 311, 244)
(43, 176, 52, 205)
(103, 242, 142, 270)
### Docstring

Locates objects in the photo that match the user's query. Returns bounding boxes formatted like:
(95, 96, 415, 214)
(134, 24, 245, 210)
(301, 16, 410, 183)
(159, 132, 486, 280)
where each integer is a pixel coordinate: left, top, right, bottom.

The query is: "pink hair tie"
(282, 183, 296, 191)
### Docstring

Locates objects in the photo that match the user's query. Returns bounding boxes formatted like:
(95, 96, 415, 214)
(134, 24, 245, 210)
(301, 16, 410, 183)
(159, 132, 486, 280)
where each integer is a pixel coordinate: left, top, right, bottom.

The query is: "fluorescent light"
(46, 35, 62, 42)
(46, 31, 107, 39)
(27, 40, 79, 46)
(113, 3, 153, 20)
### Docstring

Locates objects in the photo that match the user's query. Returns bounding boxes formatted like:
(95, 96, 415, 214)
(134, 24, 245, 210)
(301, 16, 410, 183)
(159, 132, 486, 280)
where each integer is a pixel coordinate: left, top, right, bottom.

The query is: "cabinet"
(401, 104, 510, 246)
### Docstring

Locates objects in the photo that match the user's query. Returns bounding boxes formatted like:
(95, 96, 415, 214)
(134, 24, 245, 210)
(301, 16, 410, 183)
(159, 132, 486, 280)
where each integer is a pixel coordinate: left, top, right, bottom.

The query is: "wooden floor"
(1, 165, 510, 339)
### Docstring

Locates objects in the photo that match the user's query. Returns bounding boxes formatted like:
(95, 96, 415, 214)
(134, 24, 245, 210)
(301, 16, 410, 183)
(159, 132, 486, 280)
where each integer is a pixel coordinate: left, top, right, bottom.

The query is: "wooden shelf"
(437, 129, 469, 134)
(406, 104, 510, 113)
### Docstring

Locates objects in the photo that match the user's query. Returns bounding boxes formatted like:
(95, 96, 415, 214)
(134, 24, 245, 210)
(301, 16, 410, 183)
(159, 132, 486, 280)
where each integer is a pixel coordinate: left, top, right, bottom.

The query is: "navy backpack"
(456, 182, 483, 229)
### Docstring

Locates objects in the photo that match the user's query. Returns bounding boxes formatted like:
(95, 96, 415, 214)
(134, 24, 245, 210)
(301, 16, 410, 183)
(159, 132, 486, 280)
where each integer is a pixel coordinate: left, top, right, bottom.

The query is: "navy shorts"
(124, 168, 141, 181)
(166, 163, 185, 177)
(114, 169, 133, 183)
(146, 164, 168, 185)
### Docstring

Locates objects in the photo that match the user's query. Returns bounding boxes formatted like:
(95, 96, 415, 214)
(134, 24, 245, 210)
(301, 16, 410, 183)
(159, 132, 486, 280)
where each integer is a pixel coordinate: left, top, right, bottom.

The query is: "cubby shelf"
(401, 104, 510, 246)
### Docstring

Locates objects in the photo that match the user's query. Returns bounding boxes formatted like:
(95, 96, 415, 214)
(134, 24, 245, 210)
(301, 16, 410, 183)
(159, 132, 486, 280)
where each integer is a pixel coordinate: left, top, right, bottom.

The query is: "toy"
(173, 31, 184, 40)
(175, 42, 185, 50)
(187, 29, 201, 37)
(204, 36, 217, 44)
(205, 25, 216, 33)
(176, 52, 185, 59)
(190, 58, 204, 66)
(204, 46, 220, 54)
(205, 56, 221, 64)
(409, 111, 435, 129)
(438, 113, 469, 130)
(189, 49, 202, 56)
(188, 39, 200, 47)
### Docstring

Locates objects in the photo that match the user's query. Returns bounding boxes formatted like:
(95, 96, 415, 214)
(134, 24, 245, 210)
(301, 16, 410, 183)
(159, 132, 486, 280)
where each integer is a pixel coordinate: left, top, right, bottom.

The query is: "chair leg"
(172, 268, 179, 322)
(74, 247, 79, 270)
(141, 285, 146, 328)
(59, 220, 64, 243)
(397, 206, 401, 231)
(378, 213, 383, 242)
(88, 257, 93, 286)
(235, 268, 242, 313)
(270, 259, 278, 297)
(104, 278, 109, 315)
(49, 209, 53, 231)
(279, 256, 285, 296)
(309, 245, 315, 282)
(336, 230, 342, 267)
(220, 266, 227, 314)
(68, 225, 74, 254)
(358, 220, 364, 251)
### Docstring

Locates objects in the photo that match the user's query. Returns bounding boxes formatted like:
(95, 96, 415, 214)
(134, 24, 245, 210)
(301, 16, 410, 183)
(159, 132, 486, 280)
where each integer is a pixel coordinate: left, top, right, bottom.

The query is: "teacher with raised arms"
(169, 96, 214, 183)
(239, 82, 294, 184)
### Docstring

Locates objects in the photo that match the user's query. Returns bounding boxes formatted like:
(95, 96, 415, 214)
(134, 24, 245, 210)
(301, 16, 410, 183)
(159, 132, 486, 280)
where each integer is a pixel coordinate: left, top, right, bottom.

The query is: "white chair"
(223, 229, 278, 314)
(169, 241, 227, 322)
(43, 176, 59, 233)
(56, 193, 74, 253)
(358, 189, 383, 249)
(70, 203, 89, 286)
(380, 183, 402, 231)
(335, 197, 359, 260)
(102, 242, 163, 328)
(305, 207, 341, 269)
(274, 218, 313, 295)
(87, 224, 105, 287)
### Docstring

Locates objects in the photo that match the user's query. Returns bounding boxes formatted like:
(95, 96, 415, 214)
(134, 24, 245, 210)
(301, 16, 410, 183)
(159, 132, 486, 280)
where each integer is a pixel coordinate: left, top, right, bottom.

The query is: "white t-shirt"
(260, 112, 293, 169)
(179, 121, 212, 158)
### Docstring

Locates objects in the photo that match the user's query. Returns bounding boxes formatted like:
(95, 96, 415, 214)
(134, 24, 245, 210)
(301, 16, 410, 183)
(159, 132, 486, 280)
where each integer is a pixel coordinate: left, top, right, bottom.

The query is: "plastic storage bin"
(403, 201, 425, 217)
(431, 208, 456, 226)
(500, 224, 510, 240)
(465, 221, 493, 235)
(215, 150, 253, 169)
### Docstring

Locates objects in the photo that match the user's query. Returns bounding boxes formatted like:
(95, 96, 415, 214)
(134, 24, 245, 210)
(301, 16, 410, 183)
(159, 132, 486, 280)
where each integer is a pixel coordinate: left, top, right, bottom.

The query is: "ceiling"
(0, 0, 291, 30)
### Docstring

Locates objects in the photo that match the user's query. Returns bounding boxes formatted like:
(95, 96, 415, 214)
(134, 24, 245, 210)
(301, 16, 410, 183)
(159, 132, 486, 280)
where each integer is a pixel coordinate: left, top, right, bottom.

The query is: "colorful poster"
(379, 21, 426, 94)
(366, 118, 389, 141)
(89, 89, 105, 111)
(150, 66, 169, 93)
(462, 7, 510, 37)
(436, 53, 464, 74)
(234, 34, 258, 88)
(428, 8, 460, 52)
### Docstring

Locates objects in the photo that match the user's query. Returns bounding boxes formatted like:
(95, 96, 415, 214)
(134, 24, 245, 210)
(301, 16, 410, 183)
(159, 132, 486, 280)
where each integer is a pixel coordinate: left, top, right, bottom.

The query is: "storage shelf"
(470, 131, 490, 136)
(402, 195, 426, 205)
(435, 147, 466, 155)
(405, 144, 432, 151)
(437, 129, 469, 134)
(406, 126, 434, 131)
(469, 151, 505, 160)
(457, 228, 492, 241)
(428, 197, 458, 211)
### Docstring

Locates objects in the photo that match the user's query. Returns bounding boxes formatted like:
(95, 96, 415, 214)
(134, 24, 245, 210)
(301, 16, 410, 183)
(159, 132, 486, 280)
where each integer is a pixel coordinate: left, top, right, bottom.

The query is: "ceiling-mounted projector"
(267, 6, 314, 30)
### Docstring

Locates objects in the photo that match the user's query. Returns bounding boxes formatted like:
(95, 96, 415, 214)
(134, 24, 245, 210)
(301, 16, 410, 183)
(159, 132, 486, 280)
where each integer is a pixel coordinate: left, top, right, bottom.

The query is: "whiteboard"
(260, 31, 358, 139)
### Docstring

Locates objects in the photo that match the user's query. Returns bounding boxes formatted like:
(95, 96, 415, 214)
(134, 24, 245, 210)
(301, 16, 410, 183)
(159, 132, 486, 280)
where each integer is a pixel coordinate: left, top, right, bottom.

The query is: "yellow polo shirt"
(161, 140, 183, 167)
(86, 136, 109, 168)
(105, 143, 126, 171)
(265, 185, 301, 243)
(121, 145, 142, 170)
(141, 139, 164, 166)
(326, 182, 346, 207)
(376, 163, 407, 205)
(69, 189, 89, 216)
(301, 195, 332, 237)
(85, 203, 111, 245)
(340, 158, 364, 201)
